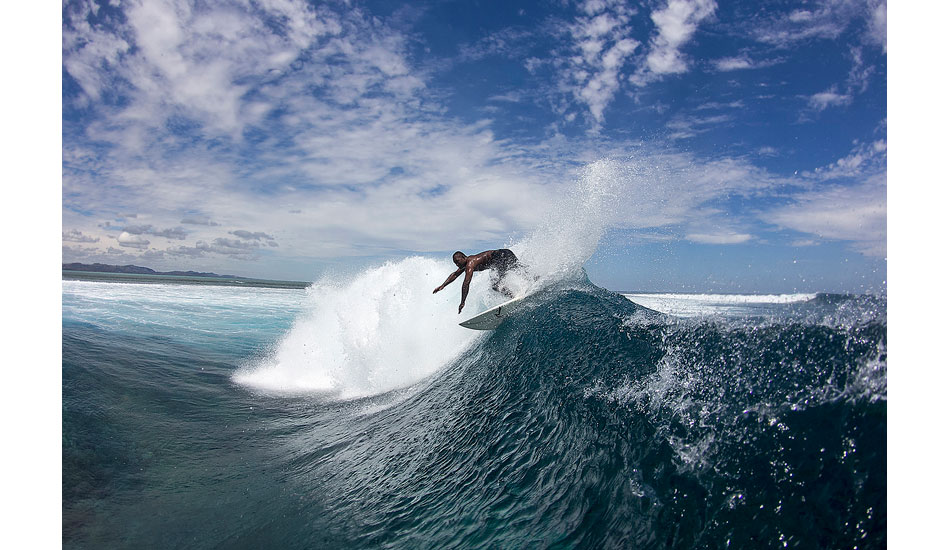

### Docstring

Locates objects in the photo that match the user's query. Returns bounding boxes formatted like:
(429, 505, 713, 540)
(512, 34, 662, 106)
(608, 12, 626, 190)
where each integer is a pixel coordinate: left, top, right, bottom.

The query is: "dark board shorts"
(489, 249, 519, 275)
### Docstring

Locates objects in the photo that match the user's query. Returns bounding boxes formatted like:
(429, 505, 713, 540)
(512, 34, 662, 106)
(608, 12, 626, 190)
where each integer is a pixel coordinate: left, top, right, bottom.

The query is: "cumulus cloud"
(117, 231, 150, 248)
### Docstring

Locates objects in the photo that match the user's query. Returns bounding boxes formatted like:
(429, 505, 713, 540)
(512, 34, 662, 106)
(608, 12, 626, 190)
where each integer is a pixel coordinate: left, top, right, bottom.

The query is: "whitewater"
(63, 160, 886, 549)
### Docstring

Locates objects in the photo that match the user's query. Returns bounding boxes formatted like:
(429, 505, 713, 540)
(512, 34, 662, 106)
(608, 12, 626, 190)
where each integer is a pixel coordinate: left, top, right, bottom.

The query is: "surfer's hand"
(433, 286, 442, 294)
(458, 303, 464, 314)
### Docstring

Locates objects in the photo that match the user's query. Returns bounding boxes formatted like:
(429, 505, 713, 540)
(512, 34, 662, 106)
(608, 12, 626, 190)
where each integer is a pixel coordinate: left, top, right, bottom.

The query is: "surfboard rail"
(459, 295, 527, 330)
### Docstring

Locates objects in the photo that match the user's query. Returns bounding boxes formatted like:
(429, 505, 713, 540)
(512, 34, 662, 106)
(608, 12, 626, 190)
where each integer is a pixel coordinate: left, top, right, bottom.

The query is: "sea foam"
(234, 257, 489, 399)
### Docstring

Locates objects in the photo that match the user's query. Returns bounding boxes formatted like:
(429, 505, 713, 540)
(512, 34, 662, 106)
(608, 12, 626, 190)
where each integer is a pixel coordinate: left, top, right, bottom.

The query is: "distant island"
(62, 263, 310, 289)
(63, 263, 238, 278)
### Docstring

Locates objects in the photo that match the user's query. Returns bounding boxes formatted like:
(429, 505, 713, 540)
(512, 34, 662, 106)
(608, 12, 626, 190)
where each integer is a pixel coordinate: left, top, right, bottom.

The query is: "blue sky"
(61, 0, 887, 292)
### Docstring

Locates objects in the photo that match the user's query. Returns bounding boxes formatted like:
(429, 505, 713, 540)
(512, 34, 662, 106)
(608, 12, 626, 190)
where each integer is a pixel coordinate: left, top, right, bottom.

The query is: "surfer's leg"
(491, 270, 514, 297)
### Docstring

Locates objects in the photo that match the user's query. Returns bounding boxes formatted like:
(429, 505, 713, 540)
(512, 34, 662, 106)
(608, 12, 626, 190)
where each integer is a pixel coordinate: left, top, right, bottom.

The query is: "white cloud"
(61, 25, 130, 103)
(751, 0, 886, 56)
(118, 224, 189, 240)
(559, 1, 640, 125)
(696, 100, 744, 110)
(812, 139, 886, 180)
(866, 0, 887, 52)
(751, 1, 849, 47)
(736, 1, 885, 116)
(181, 215, 219, 226)
(117, 231, 150, 248)
(788, 10, 814, 24)
(685, 232, 753, 244)
(665, 113, 731, 140)
(766, 173, 886, 257)
(632, 0, 717, 85)
(846, 45, 875, 94)
(765, 139, 886, 257)
(230, 230, 276, 241)
(63, 229, 99, 243)
(713, 55, 753, 71)
(487, 91, 525, 103)
(63, 0, 348, 142)
(457, 27, 535, 63)
(808, 88, 852, 111)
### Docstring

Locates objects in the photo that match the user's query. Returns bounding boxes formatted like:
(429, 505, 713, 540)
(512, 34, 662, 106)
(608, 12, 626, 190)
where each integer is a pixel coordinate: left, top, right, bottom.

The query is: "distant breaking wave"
(623, 292, 819, 317)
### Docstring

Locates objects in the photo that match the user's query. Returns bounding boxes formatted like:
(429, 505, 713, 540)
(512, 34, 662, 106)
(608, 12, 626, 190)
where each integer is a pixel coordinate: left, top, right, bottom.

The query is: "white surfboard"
(459, 295, 527, 330)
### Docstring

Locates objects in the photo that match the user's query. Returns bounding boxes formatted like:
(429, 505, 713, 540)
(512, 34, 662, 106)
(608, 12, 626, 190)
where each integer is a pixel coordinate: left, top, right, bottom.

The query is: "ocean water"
(62, 274, 885, 549)
(62, 162, 885, 548)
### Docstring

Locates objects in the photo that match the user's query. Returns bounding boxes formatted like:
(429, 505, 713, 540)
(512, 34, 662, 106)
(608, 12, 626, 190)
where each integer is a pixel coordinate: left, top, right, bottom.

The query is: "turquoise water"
(62, 270, 311, 289)
(62, 264, 885, 548)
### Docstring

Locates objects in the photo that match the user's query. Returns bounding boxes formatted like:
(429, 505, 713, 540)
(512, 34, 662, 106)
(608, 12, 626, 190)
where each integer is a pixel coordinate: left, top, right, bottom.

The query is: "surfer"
(433, 249, 519, 313)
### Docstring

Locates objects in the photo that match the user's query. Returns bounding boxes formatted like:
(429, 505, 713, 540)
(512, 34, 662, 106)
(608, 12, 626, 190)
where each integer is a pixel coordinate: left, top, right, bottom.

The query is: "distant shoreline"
(63, 262, 244, 278)
(62, 263, 310, 290)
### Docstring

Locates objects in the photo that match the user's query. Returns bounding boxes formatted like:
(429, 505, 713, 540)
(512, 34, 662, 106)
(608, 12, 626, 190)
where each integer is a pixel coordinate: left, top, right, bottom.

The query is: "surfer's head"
(453, 251, 466, 267)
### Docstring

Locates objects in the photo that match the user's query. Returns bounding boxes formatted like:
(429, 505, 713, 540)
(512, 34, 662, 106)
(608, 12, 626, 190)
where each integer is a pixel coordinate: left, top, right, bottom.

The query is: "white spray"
(511, 158, 623, 286)
(233, 257, 499, 399)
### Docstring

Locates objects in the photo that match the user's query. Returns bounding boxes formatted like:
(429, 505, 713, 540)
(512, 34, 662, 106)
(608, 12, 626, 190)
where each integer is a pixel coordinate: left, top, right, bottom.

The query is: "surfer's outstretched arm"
(459, 269, 473, 313)
(433, 267, 464, 294)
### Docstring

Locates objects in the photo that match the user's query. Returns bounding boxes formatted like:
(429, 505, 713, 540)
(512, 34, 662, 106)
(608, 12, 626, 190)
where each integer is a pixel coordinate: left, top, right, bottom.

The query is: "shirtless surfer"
(433, 249, 519, 313)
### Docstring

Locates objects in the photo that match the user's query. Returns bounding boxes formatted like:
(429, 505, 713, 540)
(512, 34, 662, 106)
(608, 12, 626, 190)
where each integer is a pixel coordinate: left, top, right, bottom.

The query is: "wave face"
(291, 282, 885, 549)
(63, 275, 885, 549)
